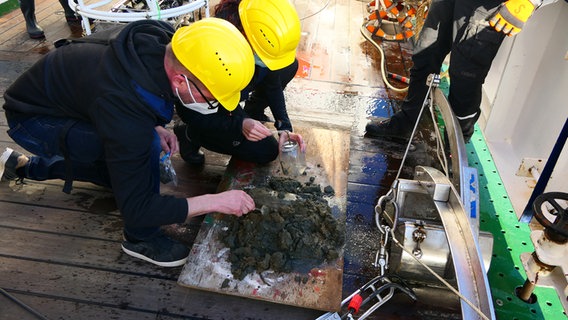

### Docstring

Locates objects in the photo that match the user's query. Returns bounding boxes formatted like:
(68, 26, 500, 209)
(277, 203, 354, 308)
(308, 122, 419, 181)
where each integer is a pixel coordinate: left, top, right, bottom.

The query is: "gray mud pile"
(220, 176, 344, 280)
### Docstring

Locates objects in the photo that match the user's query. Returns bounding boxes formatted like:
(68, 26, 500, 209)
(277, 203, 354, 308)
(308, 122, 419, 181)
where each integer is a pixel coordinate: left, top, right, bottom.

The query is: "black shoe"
(173, 124, 205, 166)
(365, 117, 412, 139)
(27, 28, 45, 39)
(0, 148, 26, 182)
(121, 232, 190, 267)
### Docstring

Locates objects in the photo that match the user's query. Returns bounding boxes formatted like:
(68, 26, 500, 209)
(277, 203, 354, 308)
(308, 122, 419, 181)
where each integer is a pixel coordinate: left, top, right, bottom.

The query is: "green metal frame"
(467, 126, 567, 320)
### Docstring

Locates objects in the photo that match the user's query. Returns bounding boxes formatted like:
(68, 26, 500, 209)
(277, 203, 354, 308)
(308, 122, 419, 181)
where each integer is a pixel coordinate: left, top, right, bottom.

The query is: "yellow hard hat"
(171, 18, 255, 111)
(238, 0, 301, 71)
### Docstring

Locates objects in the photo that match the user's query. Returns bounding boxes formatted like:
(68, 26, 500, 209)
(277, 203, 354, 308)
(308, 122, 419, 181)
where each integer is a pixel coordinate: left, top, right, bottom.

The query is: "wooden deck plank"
(0, 0, 83, 54)
(1, 293, 184, 320)
(0, 202, 196, 279)
(1, 256, 323, 319)
(0, 293, 43, 320)
(0, 202, 122, 240)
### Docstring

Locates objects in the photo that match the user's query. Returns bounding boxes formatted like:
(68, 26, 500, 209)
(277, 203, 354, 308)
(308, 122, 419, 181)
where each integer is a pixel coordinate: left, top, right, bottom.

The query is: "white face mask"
(175, 75, 218, 115)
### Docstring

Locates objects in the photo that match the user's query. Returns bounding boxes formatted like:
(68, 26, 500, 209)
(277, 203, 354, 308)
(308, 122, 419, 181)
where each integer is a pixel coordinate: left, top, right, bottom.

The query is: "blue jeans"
(7, 113, 162, 240)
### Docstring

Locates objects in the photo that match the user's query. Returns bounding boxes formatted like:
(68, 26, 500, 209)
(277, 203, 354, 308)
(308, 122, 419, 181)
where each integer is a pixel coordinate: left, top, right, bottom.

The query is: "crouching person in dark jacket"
(174, 0, 306, 165)
(1, 18, 262, 267)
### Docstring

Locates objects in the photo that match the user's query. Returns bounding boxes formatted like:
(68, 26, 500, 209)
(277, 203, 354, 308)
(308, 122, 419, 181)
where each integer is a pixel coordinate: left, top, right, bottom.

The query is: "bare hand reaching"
(278, 131, 306, 152)
(242, 118, 273, 141)
(186, 190, 256, 220)
(155, 126, 179, 155)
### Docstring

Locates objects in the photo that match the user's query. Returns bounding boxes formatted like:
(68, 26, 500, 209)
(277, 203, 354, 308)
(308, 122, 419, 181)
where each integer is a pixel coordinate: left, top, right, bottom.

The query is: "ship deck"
(1, 0, 566, 319)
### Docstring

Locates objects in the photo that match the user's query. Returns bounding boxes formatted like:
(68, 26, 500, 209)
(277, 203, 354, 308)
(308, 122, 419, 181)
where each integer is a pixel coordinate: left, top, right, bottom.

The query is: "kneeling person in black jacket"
(1, 18, 263, 268)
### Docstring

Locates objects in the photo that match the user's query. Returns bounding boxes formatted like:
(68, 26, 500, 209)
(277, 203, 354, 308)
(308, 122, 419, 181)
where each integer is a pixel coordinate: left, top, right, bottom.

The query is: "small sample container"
(279, 140, 306, 176)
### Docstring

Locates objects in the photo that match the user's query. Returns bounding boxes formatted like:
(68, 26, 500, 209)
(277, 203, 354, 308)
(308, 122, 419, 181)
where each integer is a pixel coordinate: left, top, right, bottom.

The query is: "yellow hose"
(360, 23, 409, 93)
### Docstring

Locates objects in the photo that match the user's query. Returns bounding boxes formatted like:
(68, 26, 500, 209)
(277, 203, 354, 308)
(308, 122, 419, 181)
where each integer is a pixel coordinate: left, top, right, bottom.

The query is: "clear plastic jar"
(279, 140, 306, 176)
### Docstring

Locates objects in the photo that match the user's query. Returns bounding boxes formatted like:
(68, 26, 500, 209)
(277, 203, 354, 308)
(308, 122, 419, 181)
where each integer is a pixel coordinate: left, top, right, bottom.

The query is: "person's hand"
(278, 131, 306, 153)
(211, 190, 256, 217)
(242, 118, 273, 141)
(186, 191, 256, 221)
(489, 0, 539, 36)
(155, 126, 179, 155)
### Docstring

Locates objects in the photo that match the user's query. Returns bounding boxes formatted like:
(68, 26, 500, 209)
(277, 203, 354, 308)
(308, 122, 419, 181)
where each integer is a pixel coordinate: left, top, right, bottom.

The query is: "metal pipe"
(529, 166, 540, 181)
(517, 279, 536, 302)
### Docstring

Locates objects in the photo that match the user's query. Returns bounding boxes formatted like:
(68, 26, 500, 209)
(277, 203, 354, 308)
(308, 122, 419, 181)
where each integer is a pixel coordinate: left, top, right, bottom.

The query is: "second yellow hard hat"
(239, 0, 301, 71)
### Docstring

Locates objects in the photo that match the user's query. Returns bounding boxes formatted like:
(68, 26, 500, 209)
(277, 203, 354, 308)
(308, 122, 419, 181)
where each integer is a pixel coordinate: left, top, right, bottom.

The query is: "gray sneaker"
(0, 147, 25, 181)
(121, 233, 190, 267)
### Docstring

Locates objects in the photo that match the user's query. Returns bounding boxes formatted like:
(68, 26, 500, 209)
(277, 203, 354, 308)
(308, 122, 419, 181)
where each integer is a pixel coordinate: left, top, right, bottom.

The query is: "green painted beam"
(0, 0, 19, 17)
(467, 126, 567, 320)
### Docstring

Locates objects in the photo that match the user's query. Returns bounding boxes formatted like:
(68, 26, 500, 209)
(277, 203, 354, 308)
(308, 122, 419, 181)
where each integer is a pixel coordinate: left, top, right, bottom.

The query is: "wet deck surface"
(0, 0, 460, 319)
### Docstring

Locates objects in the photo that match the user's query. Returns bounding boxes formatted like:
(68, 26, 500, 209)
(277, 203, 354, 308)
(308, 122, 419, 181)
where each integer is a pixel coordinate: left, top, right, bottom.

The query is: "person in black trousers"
(365, 0, 544, 142)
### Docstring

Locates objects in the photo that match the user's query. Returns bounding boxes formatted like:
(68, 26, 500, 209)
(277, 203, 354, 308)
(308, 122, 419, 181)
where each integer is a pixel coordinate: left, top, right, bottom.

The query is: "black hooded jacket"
(3, 20, 188, 228)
